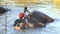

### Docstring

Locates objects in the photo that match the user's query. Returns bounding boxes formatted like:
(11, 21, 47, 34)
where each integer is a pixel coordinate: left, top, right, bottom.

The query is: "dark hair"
(24, 7, 27, 12)
(24, 7, 27, 10)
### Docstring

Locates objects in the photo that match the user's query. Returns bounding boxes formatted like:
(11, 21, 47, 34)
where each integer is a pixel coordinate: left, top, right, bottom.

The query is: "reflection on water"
(0, 3, 60, 34)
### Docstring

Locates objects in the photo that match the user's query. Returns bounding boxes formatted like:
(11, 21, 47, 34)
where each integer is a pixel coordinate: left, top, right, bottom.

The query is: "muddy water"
(0, 3, 60, 34)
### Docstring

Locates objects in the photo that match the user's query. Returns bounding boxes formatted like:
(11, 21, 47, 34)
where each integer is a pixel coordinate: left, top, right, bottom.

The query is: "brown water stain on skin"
(19, 23, 24, 27)
(14, 22, 23, 31)
(14, 25, 22, 31)
(44, 14, 54, 22)
(38, 23, 45, 27)
(27, 23, 35, 28)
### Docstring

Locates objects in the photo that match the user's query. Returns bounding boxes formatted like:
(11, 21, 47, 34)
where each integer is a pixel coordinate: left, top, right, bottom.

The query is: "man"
(19, 7, 31, 27)
(19, 7, 30, 19)
(14, 7, 30, 30)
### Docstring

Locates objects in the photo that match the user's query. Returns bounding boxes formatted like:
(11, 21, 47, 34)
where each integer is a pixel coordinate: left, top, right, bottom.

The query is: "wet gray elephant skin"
(29, 11, 54, 24)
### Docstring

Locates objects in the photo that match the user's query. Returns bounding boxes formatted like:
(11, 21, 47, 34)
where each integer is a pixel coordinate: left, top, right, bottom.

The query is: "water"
(0, 3, 60, 34)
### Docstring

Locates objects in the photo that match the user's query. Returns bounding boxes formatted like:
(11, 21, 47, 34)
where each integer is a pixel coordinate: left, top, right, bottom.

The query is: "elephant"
(14, 11, 54, 30)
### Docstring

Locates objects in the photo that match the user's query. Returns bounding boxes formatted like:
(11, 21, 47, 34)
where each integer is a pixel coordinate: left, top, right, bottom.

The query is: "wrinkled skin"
(14, 19, 35, 30)
(14, 19, 27, 30)
(14, 11, 54, 30)
(29, 11, 54, 24)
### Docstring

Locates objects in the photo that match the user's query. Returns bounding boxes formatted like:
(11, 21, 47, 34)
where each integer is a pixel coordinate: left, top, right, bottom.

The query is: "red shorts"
(19, 13, 24, 19)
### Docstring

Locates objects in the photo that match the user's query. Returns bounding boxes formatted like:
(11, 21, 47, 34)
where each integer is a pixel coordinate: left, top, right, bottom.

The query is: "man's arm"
(27, 10, 30, 14)
(27, 10, 32, 16)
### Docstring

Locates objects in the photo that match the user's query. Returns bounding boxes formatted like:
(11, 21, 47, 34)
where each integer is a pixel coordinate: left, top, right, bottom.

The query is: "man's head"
(24, 7, 27, 13)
